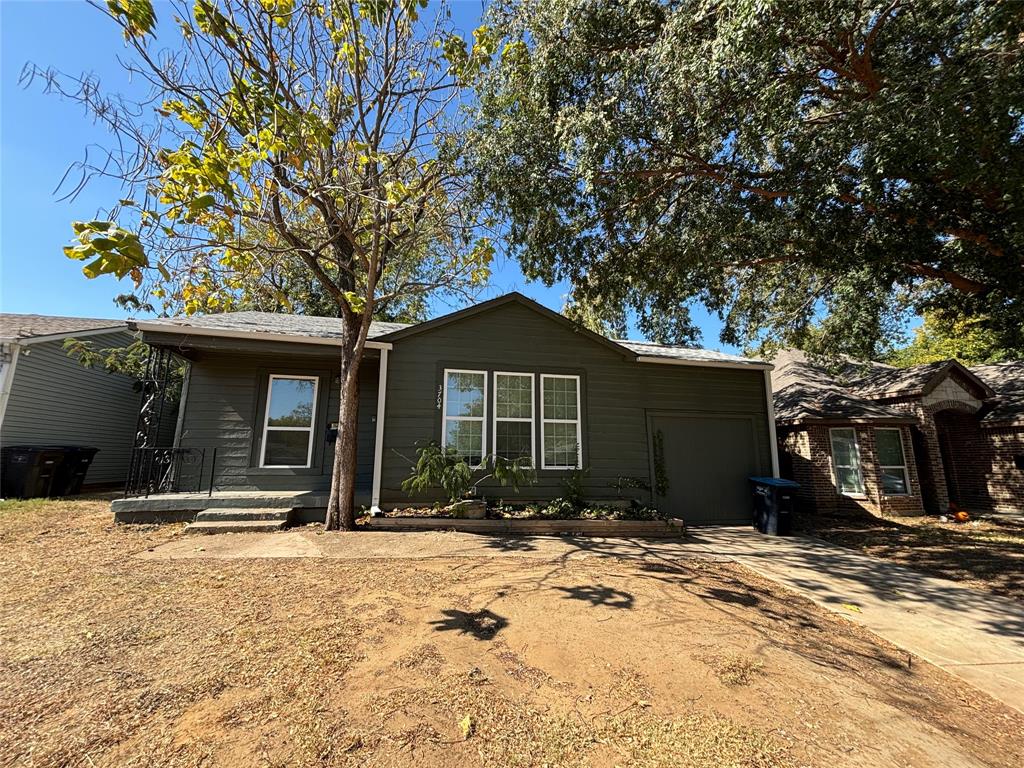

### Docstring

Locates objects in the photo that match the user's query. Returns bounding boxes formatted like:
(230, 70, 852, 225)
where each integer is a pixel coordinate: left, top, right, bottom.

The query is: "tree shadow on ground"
(482, 537, 538, 552)
(430, 609, 508, 640)
(555, 584, 634, 609)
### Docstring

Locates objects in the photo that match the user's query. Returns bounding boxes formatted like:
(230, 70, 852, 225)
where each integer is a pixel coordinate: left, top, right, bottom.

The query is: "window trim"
(875, 427, 911, 496)
(492, 371, 535, 466)
(828, 427, 865, 496)
(540, 373, 582, 470)
(259, 374, 319, 469)
(441, 368, 487, 468)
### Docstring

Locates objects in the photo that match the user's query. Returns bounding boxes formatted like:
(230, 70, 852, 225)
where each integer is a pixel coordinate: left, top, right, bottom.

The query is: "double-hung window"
(442, 369, 486, 466)
(493, 372, 534, 464)
(261, 375, 318, 468)
(541, 374, 581, 469)
(829, 427, 864, 495)
(875, 428, 910, 495)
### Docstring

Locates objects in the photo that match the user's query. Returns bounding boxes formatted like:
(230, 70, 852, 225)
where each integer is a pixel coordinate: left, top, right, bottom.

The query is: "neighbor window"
(493, 372, 534, 464)
(876, 428, 910, 495)
(541, 374, 581, 469)
(829, 427, 864, 495)
(260, 375, 318, 468)
(442, 369, 486, 466)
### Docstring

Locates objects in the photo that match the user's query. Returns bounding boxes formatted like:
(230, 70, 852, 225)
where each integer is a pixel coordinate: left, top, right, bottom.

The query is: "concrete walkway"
(685, 528, 1024, 714)
(140, 525, 1024, 712)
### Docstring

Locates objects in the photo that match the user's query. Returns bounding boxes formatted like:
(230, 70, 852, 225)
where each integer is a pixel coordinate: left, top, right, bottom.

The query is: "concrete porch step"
(195, 507, 292, 522)
(184, 507, 293, 535)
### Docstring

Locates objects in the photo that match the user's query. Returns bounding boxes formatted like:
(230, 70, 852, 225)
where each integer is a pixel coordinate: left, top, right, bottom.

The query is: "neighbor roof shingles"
(0, 313, 125, 342)
(971, 361, 1024, 424)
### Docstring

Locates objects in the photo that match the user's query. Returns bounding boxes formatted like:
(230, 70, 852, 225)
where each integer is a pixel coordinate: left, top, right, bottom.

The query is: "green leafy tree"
(886, 311, 1011, 366)
(469, 0, 1024, 358)
(30, 0, 496, 529)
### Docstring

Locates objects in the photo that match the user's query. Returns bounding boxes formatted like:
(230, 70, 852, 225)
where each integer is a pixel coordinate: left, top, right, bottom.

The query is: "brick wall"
(779, 423, 924, 517)
(937, 415, 1024, 514)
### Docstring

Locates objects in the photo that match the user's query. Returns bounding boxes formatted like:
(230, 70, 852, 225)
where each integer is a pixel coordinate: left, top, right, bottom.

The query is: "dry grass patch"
(2, 500, 1023, 768)
(702, 653, 765, 687)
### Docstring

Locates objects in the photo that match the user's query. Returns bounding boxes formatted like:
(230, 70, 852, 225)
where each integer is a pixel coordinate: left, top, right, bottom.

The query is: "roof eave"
(634, 355, 773, 371)
(130, 320, 393, 350)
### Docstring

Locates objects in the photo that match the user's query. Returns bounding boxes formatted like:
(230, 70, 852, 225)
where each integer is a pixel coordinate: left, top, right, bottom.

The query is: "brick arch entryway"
(929, 400, 987, 512)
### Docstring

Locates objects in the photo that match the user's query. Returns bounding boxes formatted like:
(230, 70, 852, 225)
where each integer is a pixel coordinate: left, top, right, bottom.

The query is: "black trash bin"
(1, 446, 70, 499)
(749, 476, 800, 535)
(53, 446, 100, 496)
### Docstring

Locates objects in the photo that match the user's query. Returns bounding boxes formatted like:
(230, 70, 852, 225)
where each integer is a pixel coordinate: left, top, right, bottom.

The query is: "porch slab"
(112, 491, 330, 523)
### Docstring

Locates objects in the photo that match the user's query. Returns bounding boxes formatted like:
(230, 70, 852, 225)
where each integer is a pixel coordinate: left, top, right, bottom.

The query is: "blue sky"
(0, 0, 733, 350)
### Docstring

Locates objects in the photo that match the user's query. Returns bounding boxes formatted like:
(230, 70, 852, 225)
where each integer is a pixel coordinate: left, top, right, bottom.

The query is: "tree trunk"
(325, 330, 363, 531)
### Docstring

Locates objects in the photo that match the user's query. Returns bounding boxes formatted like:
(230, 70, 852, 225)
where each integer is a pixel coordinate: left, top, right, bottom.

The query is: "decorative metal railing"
(124, 447, 217, 498)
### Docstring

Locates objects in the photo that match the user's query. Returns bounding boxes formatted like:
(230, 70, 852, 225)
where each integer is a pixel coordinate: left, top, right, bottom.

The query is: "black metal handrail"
(124, 447, 217, 498)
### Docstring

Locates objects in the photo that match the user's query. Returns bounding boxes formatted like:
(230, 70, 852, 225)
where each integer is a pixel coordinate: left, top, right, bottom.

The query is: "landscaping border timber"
(360, 516, 686, 538)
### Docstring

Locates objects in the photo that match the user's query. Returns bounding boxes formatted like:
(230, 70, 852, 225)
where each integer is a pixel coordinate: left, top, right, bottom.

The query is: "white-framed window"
(493, 372, 535, 465)
(442, 369, 487, 466)
(540, 374, 582, 469)
(875, 428, 910, 495)
(829, 427, 864, 495)
(260, 375, 319, 468)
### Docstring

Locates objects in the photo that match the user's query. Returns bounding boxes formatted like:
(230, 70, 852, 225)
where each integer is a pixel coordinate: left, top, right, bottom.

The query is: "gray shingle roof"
(135, 305, 769, 367)
(771, 348, 1022, 425)
(774, 382, 914, 424)
(971, 361, 1024, 424)
(0, 313, 125, 342)
(615, 340, 767, 367)
(134, 311, 409, 341)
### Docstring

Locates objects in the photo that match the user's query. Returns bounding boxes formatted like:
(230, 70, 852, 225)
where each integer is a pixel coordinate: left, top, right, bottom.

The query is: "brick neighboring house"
(771, 350, 1024, 517)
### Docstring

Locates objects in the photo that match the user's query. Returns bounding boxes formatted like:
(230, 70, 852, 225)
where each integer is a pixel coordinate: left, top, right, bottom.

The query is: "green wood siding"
(177, 349, 379, 498)
(378, 301, 772, 505)
(167, 301, 771, 514)
(0, 332, 140, 485)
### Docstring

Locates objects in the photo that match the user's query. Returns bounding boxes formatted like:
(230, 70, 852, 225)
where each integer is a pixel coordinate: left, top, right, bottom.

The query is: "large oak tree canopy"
(469, 0, 1024, 358)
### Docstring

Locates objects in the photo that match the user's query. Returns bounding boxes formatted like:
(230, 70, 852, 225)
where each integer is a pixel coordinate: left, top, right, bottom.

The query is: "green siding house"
(0, 315, 141, 487)
(127, 293, 777, 524)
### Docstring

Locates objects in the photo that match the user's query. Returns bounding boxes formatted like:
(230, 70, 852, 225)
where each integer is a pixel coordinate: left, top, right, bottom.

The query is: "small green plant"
(609, 475, 651, 498)
(562, 467, 588, 510)
(652, 430, 669, 497)
(402, 442, 536, 504)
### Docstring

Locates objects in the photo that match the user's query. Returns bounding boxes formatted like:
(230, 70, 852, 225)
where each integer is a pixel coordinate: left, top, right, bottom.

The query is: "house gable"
(922, 373, 984, 411)
(377, 292, 634, 360)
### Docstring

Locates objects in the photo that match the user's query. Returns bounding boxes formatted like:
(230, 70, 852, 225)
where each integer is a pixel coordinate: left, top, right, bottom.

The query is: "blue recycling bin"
(749, 477, 800, 535)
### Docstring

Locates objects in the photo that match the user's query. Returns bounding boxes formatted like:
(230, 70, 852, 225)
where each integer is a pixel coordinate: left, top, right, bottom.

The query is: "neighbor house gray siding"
(0, 331, 140, 485)
(377, 301, 772, 505)
(176, 347, 379, 499)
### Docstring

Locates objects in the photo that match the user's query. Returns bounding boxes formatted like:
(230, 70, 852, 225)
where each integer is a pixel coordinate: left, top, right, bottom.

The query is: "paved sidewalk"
(140, 524, 1024, 712)
(685, 528, 1024, 713)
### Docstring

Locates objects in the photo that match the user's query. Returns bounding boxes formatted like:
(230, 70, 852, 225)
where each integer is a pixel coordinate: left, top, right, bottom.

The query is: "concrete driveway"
(141, 524, 1024, 712)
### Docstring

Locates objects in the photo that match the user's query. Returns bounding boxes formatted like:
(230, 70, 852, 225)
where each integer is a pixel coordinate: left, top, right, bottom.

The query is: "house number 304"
(436, 384, 443, 410)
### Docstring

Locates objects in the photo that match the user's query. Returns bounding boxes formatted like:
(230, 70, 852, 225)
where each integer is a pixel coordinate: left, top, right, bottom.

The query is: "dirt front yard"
(2, 501, 1022, 768)
(798, 511, 1024, 602)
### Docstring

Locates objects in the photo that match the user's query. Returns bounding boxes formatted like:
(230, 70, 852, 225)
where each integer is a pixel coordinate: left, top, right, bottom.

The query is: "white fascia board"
(17, 325, 129, 346)
(634, 355, 773, 371)
(131, 320, 393, 350)
(763, 369, 781, 476)
(0, 342, 21, 428)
